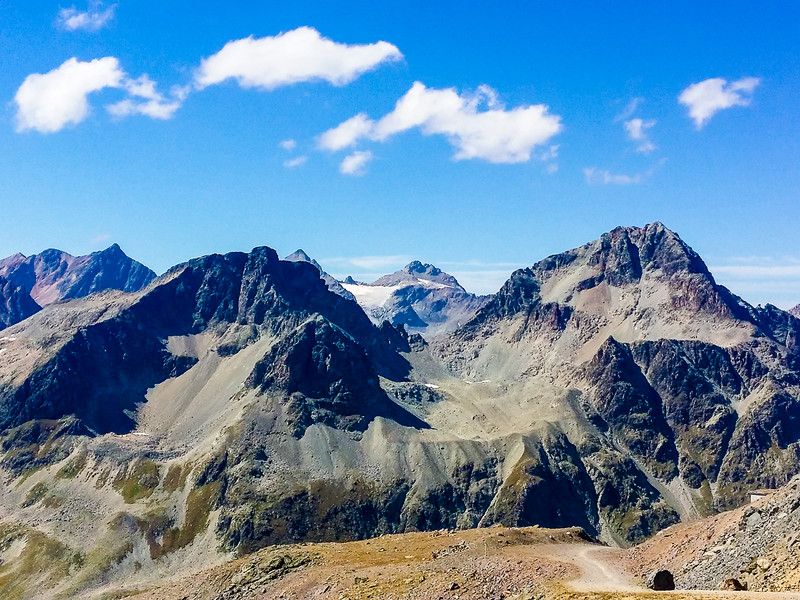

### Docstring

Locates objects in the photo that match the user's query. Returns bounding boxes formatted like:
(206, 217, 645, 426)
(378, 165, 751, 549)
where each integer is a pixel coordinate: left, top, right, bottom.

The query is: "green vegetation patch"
(56, 451, 88, 479)
(163, 463, 191, 494)
(113, 459, 160, 503)
(22, 482, 48, 508)
(137, 481, 221, 560)
(0, 522, 80, 600)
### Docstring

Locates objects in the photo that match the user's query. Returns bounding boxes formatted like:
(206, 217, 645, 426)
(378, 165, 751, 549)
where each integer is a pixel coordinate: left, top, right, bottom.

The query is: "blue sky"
(2, 1, 799, 306)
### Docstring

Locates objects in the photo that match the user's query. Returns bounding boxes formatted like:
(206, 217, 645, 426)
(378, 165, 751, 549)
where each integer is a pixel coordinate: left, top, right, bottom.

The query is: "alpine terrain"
(1, 223, 800, 599)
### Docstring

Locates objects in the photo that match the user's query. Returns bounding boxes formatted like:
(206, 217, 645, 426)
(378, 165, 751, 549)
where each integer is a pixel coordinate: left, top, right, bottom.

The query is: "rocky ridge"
(2, 223, 800, 599)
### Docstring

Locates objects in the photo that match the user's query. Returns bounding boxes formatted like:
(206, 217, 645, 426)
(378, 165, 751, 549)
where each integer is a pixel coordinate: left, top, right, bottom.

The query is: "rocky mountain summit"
(0, 244, 155, 330)
(283, 249, 356, 301)
(2, 223, 800, 599)
(339, 260, 489, 338)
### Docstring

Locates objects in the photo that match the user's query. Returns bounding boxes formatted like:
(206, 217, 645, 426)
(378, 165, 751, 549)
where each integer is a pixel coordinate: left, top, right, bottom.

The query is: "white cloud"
(318, 113, 374, 151)
(710, 265, 800, 278)
(319, 82, 562, 164)
(624, 118, 656, 154)
(679, 77, 760, 128)
(545, 163, 558, 174)
(15, 58, 187, 133)
(583, 167, 644, 185)
(195, 27, 402, 90)
(15, 57, 124, 133)
(279, 139, 297, 151)
(57, 3, 116, 31)
(584, 158, 666, 185)
(614, 97, 643, 122)
(107, 76, 187, 120)
(624, 118, 654, 141)
(339, 150, 373, 176)
(540, 144, 559, 161)
(284, 156, 308, 168)
(709, 258, 800, 309)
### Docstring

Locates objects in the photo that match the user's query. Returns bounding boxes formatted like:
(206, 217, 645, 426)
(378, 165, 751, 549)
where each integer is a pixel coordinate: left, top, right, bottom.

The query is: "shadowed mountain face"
(0, 244, 156, 331)
(0, 276, 40, 329)
(3, 225, 800, 600)
(0, 247, 412, 435)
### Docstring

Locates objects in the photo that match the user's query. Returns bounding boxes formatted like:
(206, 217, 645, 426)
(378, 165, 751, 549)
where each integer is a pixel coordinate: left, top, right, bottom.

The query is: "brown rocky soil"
(106, 524, 800, 600)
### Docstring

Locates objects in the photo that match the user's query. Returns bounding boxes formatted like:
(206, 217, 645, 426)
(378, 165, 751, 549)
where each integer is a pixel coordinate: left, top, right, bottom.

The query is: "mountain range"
(283, 250, 488, 337)
(0, 244, 155, 330)
(1, 223, 800, 599)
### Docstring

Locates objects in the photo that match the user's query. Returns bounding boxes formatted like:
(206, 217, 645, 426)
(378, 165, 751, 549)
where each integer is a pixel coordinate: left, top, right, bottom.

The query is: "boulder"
(647, 570, 675, 590)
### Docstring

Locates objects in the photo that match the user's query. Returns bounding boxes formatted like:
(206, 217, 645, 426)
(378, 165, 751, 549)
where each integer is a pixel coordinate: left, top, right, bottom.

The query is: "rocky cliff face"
(2, 225, 800, 599)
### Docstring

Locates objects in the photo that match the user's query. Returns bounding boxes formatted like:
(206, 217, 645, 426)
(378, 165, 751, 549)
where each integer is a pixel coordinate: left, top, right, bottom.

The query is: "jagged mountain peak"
(284, 248, 313, 263)
(282, 248, 356, 302)
(372, 261, 462, 290)
(451, 222, 766, 375)
(405, 260, 442, 277)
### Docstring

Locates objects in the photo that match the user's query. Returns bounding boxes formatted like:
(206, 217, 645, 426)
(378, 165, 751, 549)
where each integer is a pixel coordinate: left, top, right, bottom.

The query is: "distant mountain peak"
(282, 249, 356, 302)
(285, 248, 313, 263)
(99, 242, 124, 256)
(405, 261, 442, 277)
(0, 245, 156, 321)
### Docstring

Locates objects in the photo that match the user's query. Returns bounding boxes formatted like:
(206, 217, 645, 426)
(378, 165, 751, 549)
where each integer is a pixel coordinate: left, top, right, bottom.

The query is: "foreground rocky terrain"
(66, 520, 800, 599)
(627, 474, 800, 592)
(2, 222, 800, 599)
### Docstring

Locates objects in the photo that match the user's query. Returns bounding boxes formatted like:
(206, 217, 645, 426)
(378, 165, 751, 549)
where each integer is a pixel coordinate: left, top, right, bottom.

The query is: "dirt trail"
(546, 544, 642, 592)
(548, 543, 800, 600)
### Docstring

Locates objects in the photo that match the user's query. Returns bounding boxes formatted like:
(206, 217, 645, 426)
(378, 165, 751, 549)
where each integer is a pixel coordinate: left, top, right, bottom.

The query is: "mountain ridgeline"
(0, 244, 156, 330)
(2, 223, 800, 599)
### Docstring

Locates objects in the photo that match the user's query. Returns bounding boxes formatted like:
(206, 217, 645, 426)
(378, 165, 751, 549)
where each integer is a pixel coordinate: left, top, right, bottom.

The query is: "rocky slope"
(627, 474, 800, 592)
(340, 261, 489, 338)
(2, 223, 800, 599)
(0, 244, 155, 318)
(435, 222, 800, 514)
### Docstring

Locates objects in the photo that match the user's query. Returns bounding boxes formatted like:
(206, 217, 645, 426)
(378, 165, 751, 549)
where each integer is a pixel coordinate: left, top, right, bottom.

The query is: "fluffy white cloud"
(624, 118, 656, 154)
(195, 27, 402, 90)
(679, 77, 760, 128)
(15, 57, 123, 133)
(107, 76, 187, 120)
(318, 113, 374, 151)
(339, 150, 373, 175)
(279, 139, 297, 151)
(15, 58, 187, 133)
(57, 4, 116, 31)
(319, 82, 562, 164)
